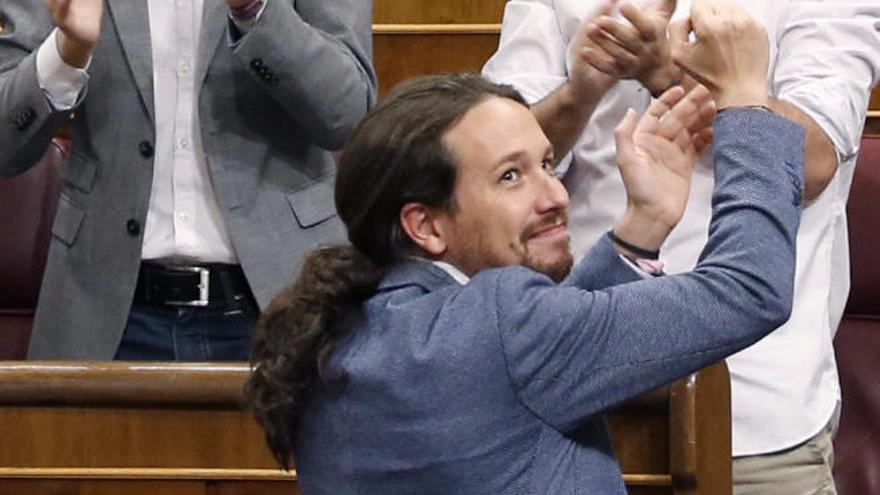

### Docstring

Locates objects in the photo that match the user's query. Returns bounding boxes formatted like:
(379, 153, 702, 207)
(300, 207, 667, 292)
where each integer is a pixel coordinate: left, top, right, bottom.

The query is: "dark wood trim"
(0, 362, 249, 406)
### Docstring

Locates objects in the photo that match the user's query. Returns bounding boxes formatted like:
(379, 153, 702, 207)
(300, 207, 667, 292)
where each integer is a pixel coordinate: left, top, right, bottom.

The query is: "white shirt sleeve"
(772, 1, 880, 165)
(35, 28, 90, 111)
(481, 0, 570, 104)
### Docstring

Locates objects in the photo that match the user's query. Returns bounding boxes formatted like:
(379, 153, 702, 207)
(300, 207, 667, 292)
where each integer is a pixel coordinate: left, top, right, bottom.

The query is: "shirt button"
(179, 137, 190, 149)
(138, 140, 154, 158)
(178, 212, 191, 222)
(126, 219, 141, 236)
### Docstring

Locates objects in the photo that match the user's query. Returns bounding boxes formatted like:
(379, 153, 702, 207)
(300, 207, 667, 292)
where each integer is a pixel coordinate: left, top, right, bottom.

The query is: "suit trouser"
(733, 419, 836, 495)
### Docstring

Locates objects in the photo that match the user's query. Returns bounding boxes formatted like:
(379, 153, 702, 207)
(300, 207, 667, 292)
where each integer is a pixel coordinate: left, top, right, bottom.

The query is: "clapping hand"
(670, 0, 770, 110)
(582, 0, 682, 96)
(612, 85, 716, 251)
(44, 0, 104, 68)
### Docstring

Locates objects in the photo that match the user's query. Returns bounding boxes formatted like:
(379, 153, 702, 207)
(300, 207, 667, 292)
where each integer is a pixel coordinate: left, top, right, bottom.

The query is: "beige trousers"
(733, 421, 836, 495)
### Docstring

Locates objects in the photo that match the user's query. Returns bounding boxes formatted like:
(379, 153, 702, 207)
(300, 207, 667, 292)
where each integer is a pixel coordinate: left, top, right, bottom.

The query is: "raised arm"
(0, 0, 100, 176)
(771, 1, 880, 200)
(493, 0, 805, 432)
(227, 0, 377, 150)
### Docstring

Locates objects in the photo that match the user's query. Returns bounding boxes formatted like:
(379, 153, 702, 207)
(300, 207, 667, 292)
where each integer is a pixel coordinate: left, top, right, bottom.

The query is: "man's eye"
(500, 169, 520, 182)
(541, 159, 555, 173)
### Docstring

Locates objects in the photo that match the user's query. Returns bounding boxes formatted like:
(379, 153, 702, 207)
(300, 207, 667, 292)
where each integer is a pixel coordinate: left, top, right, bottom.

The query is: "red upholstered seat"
(0, 140, 66, 359)
(833, 133, 880, 494)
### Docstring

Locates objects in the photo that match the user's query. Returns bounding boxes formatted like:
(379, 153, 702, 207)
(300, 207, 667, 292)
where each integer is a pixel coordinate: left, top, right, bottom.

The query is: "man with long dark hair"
(247, 3, 805, 493)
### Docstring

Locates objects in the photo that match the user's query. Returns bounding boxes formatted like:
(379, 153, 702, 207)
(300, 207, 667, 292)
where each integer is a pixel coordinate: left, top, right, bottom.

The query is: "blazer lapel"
(196, 0, 228, 88)
(106, 0, 155, 124)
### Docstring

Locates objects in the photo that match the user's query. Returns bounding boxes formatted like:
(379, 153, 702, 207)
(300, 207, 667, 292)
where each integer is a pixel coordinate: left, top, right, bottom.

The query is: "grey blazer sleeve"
(494, 110, 805, 433)
(0, 2, 75, 176)
(229, 0, 377, 150)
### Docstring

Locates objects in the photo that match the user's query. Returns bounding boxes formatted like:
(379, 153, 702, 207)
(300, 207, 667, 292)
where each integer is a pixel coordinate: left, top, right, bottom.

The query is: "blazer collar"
(105, 0, 228, 123)
(195, 0, 228, 89)
(378, 261, 461, 293)
(107, 0, 154, 123)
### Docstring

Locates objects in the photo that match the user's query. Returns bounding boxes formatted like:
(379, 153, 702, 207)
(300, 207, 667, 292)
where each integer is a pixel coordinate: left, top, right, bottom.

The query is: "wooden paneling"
(374, 0, 506, 24)
(373, 32, 500, 97)
(870, 86, 879, 111)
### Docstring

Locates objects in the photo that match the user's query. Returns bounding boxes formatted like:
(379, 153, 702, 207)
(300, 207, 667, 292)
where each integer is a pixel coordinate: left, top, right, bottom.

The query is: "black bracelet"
(607, 230, 660, 260)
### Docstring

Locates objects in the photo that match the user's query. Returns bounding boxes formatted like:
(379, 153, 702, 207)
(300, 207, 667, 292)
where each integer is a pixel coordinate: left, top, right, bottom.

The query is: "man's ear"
(400, 202, 447, 257)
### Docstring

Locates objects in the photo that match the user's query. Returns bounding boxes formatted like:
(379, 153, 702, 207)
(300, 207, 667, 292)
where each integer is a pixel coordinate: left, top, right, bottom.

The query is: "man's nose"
(535, 173, 570, 213)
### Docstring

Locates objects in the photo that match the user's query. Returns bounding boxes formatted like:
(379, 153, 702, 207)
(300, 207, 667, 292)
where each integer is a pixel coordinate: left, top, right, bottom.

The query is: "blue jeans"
(114, 302, 258, 361)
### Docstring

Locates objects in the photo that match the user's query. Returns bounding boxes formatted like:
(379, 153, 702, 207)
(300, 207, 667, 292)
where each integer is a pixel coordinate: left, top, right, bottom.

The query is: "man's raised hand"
(44, 0, 104, 68)
(670, 0, 769, 110)
(612, 85, 715, 251)
(583, 0, 682, 95)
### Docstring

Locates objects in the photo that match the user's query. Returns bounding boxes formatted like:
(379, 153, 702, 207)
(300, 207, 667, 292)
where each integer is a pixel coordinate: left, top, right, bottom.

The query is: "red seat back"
(0, 140, 66, 359)
(833, 133, 880, 494)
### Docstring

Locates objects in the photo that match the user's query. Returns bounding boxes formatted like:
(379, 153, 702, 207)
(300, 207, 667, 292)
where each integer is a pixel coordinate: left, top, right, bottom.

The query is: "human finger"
(619, 3, 661, 41)
(645, 85, 686, 121)
(686, 97, 716, 135)
(595, 15, 645, 51)
(653, 0, 678, 19)
(672, 126, 696, 157)
(587, 25, 641, 69)
(659, 84, 713, 138)
(614, 108, 640, 171)
(693, 127, 714, 155)
(582, 46, 624, 76)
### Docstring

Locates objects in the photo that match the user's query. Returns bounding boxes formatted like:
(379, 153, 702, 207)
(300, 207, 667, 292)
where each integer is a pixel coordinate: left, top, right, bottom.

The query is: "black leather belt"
(133, 262, 255, 310)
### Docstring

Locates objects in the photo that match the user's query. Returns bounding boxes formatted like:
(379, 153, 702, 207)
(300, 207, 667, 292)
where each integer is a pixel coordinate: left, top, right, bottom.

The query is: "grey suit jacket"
(0, 0, 376, 359)
(294, 110, 805, 494)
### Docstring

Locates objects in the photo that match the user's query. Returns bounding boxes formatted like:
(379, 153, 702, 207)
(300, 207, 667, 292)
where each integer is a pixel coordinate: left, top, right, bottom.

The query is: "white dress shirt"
(484, 0, 880, 456)
(36, 0, 269, 265)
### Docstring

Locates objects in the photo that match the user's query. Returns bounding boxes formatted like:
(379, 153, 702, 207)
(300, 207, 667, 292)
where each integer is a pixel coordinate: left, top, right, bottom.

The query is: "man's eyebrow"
(492, 150, 529, 168)
(491, 144, 555, 171)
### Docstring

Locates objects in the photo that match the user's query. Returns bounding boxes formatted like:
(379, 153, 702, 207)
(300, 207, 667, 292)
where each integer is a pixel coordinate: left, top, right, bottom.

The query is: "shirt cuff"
(36, 28, 90, 111)
(618, 254, 664, 279)
(230, 0, 270, 35)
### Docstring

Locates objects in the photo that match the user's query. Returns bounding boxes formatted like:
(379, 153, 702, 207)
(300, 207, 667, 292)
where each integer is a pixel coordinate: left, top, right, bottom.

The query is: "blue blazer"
(294, 110, 805, 494)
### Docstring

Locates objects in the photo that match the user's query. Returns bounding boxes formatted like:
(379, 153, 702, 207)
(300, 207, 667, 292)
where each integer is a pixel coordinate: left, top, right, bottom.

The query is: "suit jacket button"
(138, 140, 154, 158)
(250, 58, 264, 70)
(126, 219, 141, 236)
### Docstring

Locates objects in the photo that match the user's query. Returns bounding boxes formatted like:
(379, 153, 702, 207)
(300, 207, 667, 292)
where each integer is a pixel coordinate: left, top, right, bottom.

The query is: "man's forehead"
(442, 96, 547, 166)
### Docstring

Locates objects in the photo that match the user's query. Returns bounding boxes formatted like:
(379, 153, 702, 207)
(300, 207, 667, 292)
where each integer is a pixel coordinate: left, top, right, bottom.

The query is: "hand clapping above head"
(670, 0, 770, 110)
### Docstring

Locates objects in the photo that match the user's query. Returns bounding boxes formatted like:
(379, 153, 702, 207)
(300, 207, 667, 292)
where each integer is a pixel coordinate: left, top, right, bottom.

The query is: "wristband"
(607, 230, 660, 260)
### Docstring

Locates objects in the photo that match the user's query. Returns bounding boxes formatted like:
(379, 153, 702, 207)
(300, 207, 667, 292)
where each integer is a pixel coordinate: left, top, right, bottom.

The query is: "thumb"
(669, 17, 691, 59)
(614, 108, 640, 172)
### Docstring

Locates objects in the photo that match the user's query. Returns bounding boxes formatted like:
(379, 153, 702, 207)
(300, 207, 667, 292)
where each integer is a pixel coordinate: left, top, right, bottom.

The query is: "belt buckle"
(166, 266, 210, 307)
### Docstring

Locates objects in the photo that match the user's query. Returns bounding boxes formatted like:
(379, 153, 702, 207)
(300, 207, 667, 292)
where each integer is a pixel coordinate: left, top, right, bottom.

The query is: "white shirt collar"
(429, 260, 470, 285)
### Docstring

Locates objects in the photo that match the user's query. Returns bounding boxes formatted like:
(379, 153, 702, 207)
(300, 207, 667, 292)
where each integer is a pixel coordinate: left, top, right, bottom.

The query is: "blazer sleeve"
(493, 110, 805, 433)
(0, 1, 75, 177)
(228, 0, 377, 151)
(561, 234, 644, 291)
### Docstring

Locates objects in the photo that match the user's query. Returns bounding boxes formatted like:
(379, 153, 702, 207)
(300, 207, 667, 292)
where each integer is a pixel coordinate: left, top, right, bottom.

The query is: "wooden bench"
(0, 361, 730, 495)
